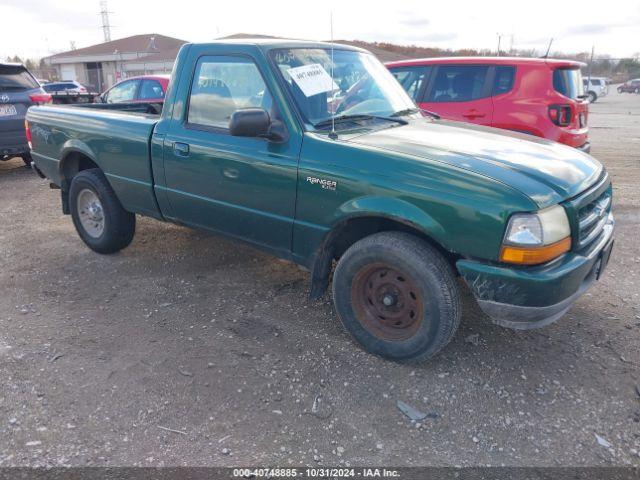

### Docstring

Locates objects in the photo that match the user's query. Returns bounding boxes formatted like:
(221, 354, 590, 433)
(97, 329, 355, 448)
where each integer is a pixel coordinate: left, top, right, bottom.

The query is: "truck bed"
(27, 103, 162, 218)
(77, 101, 164, 115)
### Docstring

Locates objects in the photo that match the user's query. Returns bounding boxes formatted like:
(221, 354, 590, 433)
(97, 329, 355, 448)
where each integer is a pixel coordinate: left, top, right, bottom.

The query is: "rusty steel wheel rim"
(351, 262, 424, 341)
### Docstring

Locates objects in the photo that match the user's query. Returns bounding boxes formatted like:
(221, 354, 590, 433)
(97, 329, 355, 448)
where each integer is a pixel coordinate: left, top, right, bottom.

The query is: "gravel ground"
(0, 90, 639, 468)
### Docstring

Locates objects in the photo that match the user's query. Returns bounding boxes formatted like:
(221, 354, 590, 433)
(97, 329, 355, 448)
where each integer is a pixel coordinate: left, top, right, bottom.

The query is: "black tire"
(588, 91, 597, 103)
(332, 232, 460, 363)
(22, 154, 32, 167)
(69, 168, 135, 254)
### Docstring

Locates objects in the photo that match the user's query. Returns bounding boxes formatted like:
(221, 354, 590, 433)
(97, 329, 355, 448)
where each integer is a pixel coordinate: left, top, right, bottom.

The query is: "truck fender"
(57, 140, 102, 214)
(59, 139, 101, 188)
(309, 196, 447, 300)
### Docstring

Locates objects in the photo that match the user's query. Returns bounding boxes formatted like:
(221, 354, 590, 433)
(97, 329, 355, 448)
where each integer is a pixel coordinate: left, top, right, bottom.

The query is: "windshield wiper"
(313, 114, 407, 129)
(392, 107, 441, 120)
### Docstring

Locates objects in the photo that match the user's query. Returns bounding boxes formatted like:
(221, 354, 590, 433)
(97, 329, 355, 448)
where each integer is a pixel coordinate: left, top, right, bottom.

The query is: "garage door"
(60, 64, 76, 81)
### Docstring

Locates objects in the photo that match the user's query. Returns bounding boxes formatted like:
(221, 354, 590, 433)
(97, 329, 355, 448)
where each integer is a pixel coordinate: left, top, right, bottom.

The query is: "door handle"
(462, 110, 486, 119)
(173, 142, 190, 156)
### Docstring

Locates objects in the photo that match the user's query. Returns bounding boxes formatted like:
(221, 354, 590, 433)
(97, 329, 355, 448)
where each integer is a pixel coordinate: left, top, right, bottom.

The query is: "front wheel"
(69, 168, 135, 254)
(332, 232, 460, 363)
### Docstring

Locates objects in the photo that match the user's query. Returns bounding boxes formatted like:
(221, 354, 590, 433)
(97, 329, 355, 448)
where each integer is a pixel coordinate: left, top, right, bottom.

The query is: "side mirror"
(229, 108, 271, 138)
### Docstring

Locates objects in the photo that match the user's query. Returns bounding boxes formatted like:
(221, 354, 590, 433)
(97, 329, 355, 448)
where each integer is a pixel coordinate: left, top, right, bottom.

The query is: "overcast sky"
(2, 0, 640, 60)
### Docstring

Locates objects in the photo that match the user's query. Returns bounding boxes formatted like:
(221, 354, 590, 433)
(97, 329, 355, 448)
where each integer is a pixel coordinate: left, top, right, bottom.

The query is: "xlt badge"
(306, 176, 337, 191)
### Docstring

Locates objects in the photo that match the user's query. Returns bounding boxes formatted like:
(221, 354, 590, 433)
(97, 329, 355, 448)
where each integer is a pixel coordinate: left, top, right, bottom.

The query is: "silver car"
(583, 77, 608, 103)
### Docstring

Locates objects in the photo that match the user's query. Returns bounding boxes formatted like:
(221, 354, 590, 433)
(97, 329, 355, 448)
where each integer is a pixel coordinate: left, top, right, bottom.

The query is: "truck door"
(162, 54, 300, 255)
(418, 64, 494, 126)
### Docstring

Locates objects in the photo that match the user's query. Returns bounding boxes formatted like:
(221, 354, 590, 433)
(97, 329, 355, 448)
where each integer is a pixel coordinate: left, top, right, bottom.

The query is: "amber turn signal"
(500, 237, 571, 265)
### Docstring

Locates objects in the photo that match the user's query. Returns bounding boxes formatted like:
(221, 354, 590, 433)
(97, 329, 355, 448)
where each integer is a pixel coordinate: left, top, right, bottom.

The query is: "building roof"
(45, 34, 187, 62)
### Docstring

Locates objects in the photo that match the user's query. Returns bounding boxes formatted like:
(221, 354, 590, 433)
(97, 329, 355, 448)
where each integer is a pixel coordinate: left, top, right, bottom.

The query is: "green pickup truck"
(27, 39, 614, 362)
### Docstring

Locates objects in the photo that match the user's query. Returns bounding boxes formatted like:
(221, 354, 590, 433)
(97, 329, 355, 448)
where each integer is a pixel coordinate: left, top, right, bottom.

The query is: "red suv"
(387, 57, 590, 152)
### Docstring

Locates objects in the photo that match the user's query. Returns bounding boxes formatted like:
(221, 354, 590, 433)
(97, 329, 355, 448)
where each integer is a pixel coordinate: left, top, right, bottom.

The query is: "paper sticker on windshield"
(287, 64, 338, 97)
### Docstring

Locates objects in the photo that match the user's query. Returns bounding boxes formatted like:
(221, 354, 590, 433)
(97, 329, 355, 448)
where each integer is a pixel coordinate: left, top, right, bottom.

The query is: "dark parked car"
(617, 79, 640, 93)
(0, 63, 51, 165)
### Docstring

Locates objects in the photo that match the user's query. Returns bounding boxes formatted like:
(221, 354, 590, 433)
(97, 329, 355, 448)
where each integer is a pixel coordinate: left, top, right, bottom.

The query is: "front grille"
(576, 187, 611, 249)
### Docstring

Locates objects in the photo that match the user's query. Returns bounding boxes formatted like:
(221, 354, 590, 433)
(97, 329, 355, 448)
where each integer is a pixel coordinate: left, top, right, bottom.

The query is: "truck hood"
(348, 118, 602, 207)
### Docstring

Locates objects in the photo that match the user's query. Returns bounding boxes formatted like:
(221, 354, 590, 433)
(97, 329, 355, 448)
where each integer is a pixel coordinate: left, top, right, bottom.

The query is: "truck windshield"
(553, 68, 584, 99)
(270, 48, 415, 130)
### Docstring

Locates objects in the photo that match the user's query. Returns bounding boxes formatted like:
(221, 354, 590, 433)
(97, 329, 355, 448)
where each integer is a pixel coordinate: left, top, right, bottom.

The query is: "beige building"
(43, 34, 187, 92)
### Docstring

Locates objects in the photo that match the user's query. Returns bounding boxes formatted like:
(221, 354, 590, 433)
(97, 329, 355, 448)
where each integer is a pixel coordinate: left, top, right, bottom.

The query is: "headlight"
(500, 205, 571, 265)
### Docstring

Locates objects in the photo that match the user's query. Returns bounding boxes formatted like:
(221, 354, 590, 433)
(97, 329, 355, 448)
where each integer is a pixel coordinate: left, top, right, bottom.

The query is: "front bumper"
(457, 213, 614, 330)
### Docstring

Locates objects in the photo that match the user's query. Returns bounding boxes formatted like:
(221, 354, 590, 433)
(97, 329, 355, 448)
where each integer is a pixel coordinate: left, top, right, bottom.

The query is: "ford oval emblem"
(0, 94, 10, 103)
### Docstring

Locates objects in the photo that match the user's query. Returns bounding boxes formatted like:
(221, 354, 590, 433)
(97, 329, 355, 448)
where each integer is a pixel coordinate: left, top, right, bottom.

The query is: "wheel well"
(60, 152, 99, 190)
(59, 152, 100, 214)
(309, 216, 458, 300)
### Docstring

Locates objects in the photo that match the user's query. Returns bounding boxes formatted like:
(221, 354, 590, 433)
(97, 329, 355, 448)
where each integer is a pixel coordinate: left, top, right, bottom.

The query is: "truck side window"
(428, 65, 489, 103)
(187, 56, 273, 130)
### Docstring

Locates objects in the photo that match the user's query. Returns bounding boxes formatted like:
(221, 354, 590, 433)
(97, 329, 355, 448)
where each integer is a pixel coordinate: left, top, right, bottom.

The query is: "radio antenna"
(329, 11, 337, 140)
(543, 37, 554, 58)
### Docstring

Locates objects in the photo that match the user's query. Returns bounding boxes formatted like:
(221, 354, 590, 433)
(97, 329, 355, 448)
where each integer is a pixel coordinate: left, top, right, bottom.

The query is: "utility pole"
(587, 46, 595, 94)
(497, 33, 502, 56)
(100, 0, 112, 42)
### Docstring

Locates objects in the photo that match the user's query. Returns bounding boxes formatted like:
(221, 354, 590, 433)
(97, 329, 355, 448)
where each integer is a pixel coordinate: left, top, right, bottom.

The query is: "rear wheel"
(22, 154, 32, 167)
(332, 232, 460, 363)
(69, 168, 135, 254)
(588, 91, 597, 103)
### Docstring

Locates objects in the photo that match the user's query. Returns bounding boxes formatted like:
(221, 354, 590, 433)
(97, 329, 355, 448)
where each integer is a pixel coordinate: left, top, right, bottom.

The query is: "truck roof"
(386, 56, 586, 69)
(185, 38, 368, 53)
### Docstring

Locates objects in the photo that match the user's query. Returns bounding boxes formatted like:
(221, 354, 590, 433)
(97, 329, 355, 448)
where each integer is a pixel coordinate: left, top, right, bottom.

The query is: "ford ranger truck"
(26, 40, 614, 363)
